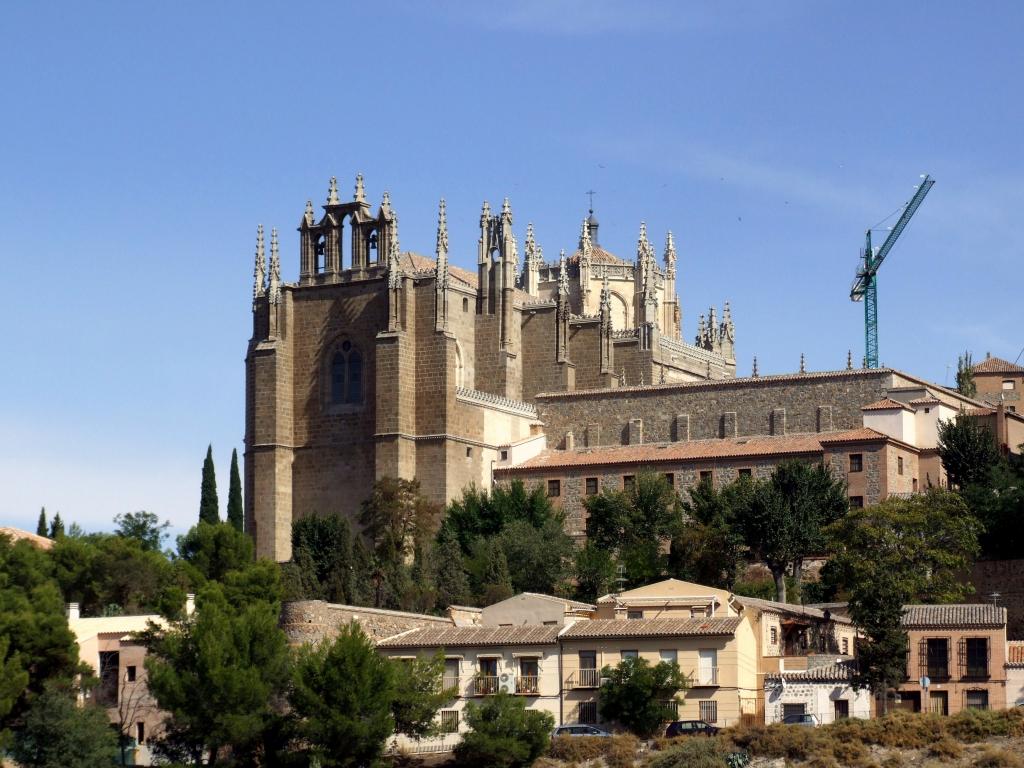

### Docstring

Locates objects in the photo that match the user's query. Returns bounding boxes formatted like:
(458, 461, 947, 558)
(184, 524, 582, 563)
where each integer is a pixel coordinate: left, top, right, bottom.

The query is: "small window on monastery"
(699, 470, 713, 485)
(738, 468, 752, 478)
(663, 473, 674, 487)
(126, 665, 136, 682)
(329, 341, 363, 405)
(913, 478, 919, 492)
(849, 496, 864, 509)
(1003, 380, 1015, 390)
(623, 475, 635, 490)
(849, 453, 863, 473)
(547, 479, 561, 497)
(463, 297, 469, 312)
(898, 456, 904, 475)
(585, 477, 599, 495)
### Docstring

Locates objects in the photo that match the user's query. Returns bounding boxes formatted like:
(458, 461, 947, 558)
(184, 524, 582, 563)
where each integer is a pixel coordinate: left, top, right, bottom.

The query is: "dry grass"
(972, 746, 1024, 768)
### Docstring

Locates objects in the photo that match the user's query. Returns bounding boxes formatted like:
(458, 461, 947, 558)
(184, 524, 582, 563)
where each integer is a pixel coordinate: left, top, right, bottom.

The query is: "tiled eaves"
(559, 617, 741, 639)
(902, 604, 1007, 628)
(377, 624, 561, 649)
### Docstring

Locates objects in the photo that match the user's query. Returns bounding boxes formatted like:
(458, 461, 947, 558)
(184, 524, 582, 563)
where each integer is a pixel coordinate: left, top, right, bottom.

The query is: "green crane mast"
(850, 174, 935, 368)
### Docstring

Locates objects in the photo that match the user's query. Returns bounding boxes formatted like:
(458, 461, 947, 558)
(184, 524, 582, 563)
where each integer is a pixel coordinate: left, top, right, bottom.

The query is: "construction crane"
(850, 174, 935, 368)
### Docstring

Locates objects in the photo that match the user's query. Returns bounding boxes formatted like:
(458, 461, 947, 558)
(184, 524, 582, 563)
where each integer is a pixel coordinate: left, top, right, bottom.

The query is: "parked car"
(665, 719, 720, 737)
(781, 713, 820, 727)
(552, 724, 613, 737)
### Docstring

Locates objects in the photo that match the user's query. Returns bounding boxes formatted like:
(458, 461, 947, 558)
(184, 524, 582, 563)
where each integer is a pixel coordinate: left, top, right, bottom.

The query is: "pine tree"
(35, 508, 47, 538)
(199, 445, 219, 524)
(49, 513, 64, 539)
(227, 448, 243, 532)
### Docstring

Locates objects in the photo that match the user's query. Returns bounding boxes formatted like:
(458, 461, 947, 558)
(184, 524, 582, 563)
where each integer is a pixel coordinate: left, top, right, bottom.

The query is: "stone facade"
(246, 176, 736, 560)
(279, 600, 452, 645)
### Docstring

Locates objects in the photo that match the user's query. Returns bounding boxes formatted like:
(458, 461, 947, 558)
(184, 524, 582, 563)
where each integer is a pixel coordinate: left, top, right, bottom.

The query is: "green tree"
(937, 414, 1001, 490)
(439, 480, 558, 555)
(598, 656, 689, 738)
(669, 476, 753, 589)
(177, 521, 254, 583)
(199, 444, 219, 524)
(848, 572, 909, 713)
(473, 538, 513, 605)
(35, 508, 47, 538)
(431, 534, 471, 609)
(956, 350, 977, 398)
(454, 693, 554, 768)
(572, 542, 617, 603)
(734, 461, 848, 602)
(113, 510, 170, 552)
(962, 458, 1024, 559)
(284, 513, 356, 603)
(48, 512, 65, 539)
(391, 651, 456, 739)
(144, 582, 290, 766)
(496, 517, 575, 596)
(290, 623, 392, 768)
(227, 448, 244, 532)
(0, 637, 29, 747)
(585, 471, 680, 587)
(11, 688, 118, 768)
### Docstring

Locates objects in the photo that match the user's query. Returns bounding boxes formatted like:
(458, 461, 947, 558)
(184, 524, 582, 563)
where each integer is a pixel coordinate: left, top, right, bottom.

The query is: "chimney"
(185, 593, 196, 617)
(67, 603, 80, 621)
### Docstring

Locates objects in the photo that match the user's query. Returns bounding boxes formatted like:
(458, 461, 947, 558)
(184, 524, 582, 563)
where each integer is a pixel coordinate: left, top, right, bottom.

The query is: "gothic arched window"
(329, 340, 363, 405)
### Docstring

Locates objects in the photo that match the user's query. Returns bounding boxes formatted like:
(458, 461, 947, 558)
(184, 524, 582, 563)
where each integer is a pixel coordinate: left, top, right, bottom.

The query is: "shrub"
(829, 738, 872, 766)
(973, 747, 1024, 768)
(547, 735, 608, 762)
(880, 755, 907, 768)
(928, 736, 963, 760)
(947, 708, 1013, 742)
(453, 693, 553, 768)
(645, 737, 732, 768)
(606, 734, 641, 768)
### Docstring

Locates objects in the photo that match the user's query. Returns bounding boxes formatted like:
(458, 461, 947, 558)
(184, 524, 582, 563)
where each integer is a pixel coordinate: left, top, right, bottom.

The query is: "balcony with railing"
(567, 669, 601, 689)
(692, 667, 719, 687)
(515, 676, 540, 695)
(471, 676, 500, 696)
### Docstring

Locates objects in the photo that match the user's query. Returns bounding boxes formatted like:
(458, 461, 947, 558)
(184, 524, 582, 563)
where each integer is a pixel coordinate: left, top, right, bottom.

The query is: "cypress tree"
(199, 445, 219, 524)
(227, 449, 243, 532)
(35, 508, 47, 538)
(49, 513, 65, 539)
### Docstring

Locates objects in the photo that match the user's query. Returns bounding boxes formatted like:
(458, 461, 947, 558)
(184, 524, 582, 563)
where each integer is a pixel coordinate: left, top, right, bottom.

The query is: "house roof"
(902, 604, 1007, 629)
(401, 252, 534, 303)
(765, 660, 858, 683)
(734, 596, 854, 625)
(569, 245, 631, 266)
(496, 429, 890, 473)
(862, 398, 915, 412)
(518, 592, 595, 612)
(559, 617, 740, 639)
(909, 396, 942, 406)
(972, 356, 1024, 375)
(377, 624, 560, 649)
(1007, 641, 1024, 667)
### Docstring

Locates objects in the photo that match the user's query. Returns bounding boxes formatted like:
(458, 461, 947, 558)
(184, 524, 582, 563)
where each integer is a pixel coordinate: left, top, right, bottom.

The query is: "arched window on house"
(329, 341, 363, 405)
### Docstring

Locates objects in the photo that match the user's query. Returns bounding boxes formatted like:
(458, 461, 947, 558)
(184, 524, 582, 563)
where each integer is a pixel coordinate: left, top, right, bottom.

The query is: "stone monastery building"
(246, 175, 736, 560)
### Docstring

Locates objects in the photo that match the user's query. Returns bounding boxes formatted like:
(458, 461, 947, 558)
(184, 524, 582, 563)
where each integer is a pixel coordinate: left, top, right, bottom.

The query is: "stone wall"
(280, 600, 452, 646)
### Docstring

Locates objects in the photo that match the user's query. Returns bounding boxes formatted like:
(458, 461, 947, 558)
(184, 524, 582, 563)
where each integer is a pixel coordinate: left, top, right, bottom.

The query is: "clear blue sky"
(2, 1, 1022, 535)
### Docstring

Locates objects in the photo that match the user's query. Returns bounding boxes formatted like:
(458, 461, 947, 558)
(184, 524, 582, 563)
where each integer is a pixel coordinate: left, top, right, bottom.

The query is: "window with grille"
(961, 638, 990, 679)
(663, 473, 674, 487)
(699, 470, 713, 485)
(922, 638, 950, 679)
(770, 626, 778, 645)
(547, 479, 561, 497)
(898, 456, 904, 475)
(579, 701, 598, 723)
(585, 477, 598, 495)
(965, 690, 989, 710)
(842, 637, 849, 655)
(699, 700, 718, 723)
(623, 475, 635, 490)
(849, 454, 863, 473)
(440, 709, 459, 733)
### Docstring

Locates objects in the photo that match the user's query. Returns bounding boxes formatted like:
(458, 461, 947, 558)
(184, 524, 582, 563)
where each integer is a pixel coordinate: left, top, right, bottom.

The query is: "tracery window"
(330, 341, 363, 405)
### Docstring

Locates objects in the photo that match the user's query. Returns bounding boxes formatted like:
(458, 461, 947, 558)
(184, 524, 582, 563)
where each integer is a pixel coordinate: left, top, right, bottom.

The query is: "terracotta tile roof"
(377, 624, 560, 649)
(1007, 641, 1024, 666)
(735, 596, 853, 625)
(862, 398, 914, 412)
(518, 593, 596, 612)
(909, 396, 942, 405)
(401, 252, 478, 290)
(569, 245, 630, 266)
(497, 429, 889, 472)
(902, 604, 1006, 628)
(766, 660, 858, 682)
(963, 407, 996, 417)
(560, 617, 740, 639)
(972, 356, 1024, 375)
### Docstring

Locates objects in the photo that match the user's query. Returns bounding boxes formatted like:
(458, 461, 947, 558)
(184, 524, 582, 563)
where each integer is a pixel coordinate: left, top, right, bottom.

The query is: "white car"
(552, 725, 613, 737)
(781, 713, 821, 727)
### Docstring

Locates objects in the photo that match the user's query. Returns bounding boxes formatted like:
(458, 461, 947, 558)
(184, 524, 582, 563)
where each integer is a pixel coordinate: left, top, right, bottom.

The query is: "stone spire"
(303, 200, 315, 227)
(522, 223, 542, 295)
(636, 222, 651, 263)
(380, 190, 393, 219)
(800, 353, 806, 374)
(708, 306, 719, 352)
(579, 217, 594, 262)
(847, 350, 853, 370)
(435, 199, 449, 332)
(719, 301, 735, 359)
(387, 214, 402, 332)
(253, 224, 266, 305)
(556, 249, 570, 363)
(599, 270, 611, 314)
(268, 228, 281, 305)
(501, 197, 512, 225)
(752, 355, 759, 378)
(696, 313, 707, 348)
(354, 173, 366, 203)
(557, 248, 569, 297)
(327, 176, 340, 205)
(578, 217, 594, 310)
(664, 231, 677, 282)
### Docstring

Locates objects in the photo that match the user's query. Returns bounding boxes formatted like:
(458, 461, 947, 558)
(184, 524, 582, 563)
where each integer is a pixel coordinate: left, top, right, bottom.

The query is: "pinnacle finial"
(481, 200, 491, 221)
(800, 353, 806, 374)
(327, 176, 340, 205)
(501, 197, 512, 221)
(847, 350, 853, 370)
(579, 217, 594, 256)
(380, 191, 393, 217)
(268, 227, 281, 305)
(558, 249, 569, 295)
(524, 222, 539, 267)
(436, 198, 448, 257)
(664, 230, 677, 263)
(637, 221, 650, 259)
(253, 224, 266, 301)
(752, 356, 759, 377)
(621, 365, 627, 386)
(354, 173, 366, 202)
(304, 200, 315, 226)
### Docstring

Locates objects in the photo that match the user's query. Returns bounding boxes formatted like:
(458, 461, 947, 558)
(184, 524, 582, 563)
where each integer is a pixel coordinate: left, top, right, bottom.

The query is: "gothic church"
(246, 175, 736, 560)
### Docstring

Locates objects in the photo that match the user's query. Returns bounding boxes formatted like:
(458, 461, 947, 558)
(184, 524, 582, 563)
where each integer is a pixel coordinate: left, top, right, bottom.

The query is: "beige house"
(971, 354, 1024, 414)
(1006, 641, 1024, 708)
(895, 604, 1008, 715)
(67, 601, 180, 765)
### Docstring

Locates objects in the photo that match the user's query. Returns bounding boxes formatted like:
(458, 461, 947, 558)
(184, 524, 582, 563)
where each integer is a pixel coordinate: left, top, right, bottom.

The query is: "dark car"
(552, 724, 613, 738)
(665, 719, 720, 737)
